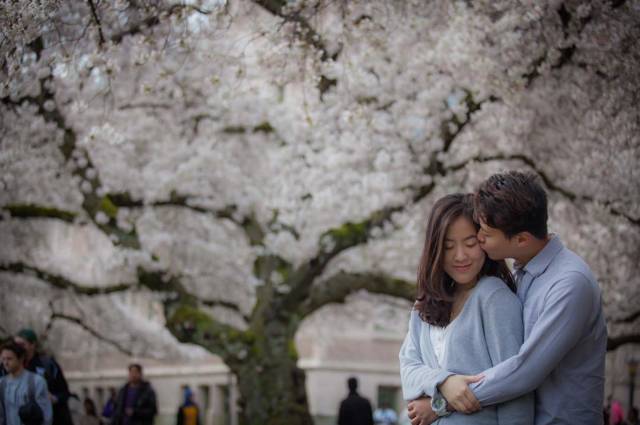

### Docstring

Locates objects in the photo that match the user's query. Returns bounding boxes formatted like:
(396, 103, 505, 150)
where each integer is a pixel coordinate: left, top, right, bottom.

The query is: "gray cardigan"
(399, 276, 534, 425)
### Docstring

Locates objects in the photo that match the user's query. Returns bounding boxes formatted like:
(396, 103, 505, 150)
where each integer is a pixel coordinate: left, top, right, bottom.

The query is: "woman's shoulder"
(477, 275, 510, 290)
(475, 276, 522, 313)
(475, 275, 517, 299)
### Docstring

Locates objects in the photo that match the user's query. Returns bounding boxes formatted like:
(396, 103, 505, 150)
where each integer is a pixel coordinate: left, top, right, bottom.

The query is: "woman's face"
(443, 216, 486, 286)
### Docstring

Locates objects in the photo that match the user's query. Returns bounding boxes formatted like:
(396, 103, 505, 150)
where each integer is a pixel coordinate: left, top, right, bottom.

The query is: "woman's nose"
(454, 246, 467, 261)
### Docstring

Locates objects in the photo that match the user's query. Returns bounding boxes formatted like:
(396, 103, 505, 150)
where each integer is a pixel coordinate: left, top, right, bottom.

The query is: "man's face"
(477, 219, 516, 261)
(128, 367, 142, 384)
(1, 349, 23, 374)
(14, 336, 36, 358)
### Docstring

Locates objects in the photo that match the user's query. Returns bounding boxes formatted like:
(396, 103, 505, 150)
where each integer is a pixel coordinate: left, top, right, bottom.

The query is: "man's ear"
(514, 232, 531, 247)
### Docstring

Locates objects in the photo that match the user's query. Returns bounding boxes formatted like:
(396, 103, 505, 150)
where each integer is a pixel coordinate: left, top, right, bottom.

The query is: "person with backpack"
(14, 329, 73, 425)
(0, 341, 52, 425)
(176, 387, 200, 425)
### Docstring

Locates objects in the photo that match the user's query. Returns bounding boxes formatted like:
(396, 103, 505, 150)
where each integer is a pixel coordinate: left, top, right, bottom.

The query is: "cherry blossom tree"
(1, 1, 638, 424)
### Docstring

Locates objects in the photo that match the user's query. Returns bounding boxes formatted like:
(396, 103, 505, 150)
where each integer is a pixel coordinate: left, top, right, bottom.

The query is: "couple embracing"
(399, 171, 607, 425)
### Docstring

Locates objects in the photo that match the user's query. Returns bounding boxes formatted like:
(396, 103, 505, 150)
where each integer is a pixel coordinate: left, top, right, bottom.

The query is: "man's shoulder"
(30, 354, 59, 373)
(537, 248, 602, 307)
(542, 246, 597, 287)
(141, 381, 156, 393)
(552, 246, 594, 274)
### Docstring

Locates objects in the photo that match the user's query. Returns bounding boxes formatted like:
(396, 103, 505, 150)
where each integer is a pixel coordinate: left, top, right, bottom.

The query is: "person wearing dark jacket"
(14, 329, 74, 425)
(111, 364, 157, 425)
(338, 377, 374, 425)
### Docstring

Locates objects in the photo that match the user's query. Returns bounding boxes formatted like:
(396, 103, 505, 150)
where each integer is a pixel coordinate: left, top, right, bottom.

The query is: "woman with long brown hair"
(399, 194, 533, 424)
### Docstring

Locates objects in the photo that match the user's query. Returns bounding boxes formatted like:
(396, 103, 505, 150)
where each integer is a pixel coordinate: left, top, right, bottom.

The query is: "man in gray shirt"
(408, 171, 607, 425)
(0, 341, 52, 425)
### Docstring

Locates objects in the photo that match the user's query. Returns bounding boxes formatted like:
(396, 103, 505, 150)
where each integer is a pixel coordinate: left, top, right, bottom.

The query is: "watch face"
(432, 398, 445, 410)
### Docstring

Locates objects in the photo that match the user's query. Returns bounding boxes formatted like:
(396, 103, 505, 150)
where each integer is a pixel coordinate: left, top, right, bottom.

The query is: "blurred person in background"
(176, 387, 200, 425)
(0, 341, 52, 425)
(373, 401, 397, 425)
(337, 377, 373, 425)
(14, 329, 73, 425)
(111, 365, 156, 425)
(623, 407, 639, 425)
(101, 389, 117, 422)
(73, 398, 100, 425)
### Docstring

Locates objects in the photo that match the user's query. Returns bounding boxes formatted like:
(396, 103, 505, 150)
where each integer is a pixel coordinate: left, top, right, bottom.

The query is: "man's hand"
(438, 374, 484, 414)
(407, 397, 437, 425)
(125, 408, 134, 416)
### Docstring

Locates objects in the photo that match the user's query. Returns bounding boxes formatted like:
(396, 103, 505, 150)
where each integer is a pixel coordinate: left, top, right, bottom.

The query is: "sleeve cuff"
(425, 370, 455, 398)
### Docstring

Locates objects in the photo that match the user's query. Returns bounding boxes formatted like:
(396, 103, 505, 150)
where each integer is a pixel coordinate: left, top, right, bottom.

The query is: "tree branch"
(608, 333, 640, 351)
(0, 263, 132, 295)
(251, 0, 339, 97)
(252, 0, 332, 61)
(108, 193, 267, 246)
(419, 92, 498, 179)
(298, 271, 414, 317)
(87, 0, 106, 46)
(1, 52, 140, 248)
(440, 90, 486, 154)
(284, 91, 489, 303)
(135, 268, 248, 322)
(165, 304, 252, 361)
(118, 102, 172, 110)
(612, 310, 640, 324)
(2, 262, 250, 324)
(201, 298, 251, 323)
(1, 205, 77, 222)
(288, 202, 410, 298)
(447, 153, 640, 226)
(523, 3, 593, 87)
(110, 4, 213, 45)
(282, 92, 488, 305)
(48, 312, 133, 356)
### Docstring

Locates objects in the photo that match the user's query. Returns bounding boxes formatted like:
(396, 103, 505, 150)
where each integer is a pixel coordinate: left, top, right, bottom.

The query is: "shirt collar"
(516, 234, 563, 278)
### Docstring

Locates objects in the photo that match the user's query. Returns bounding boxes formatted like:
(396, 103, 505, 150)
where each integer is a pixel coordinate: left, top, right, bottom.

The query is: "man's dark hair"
(1, 341, 26, 359)
(128, 363, 143, 373)
(474, 171, 548, 239)
(347, 377, 358, 392)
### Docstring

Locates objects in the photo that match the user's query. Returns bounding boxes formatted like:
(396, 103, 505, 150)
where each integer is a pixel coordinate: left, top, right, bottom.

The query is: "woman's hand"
(407, 397, 437, 425)
(438, 374, 484, 413)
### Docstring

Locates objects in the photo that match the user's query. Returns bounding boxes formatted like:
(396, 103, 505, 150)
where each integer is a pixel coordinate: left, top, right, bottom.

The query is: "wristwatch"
(431, 393, 451, 417)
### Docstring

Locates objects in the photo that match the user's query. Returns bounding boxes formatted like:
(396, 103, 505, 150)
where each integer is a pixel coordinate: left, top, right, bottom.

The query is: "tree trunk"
(228, 319, 313, 425)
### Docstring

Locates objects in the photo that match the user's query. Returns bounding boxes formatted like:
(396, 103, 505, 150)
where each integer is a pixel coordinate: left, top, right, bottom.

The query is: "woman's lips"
(453, 264, 472, 271)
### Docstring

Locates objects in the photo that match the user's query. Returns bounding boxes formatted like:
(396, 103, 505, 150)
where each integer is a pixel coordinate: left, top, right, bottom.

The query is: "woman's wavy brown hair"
(415, 193, 515, 327)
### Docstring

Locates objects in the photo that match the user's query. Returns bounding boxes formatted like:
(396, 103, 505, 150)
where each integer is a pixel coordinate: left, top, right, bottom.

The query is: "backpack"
(0, 372, 45, 425)
(18, 373, 44, 425)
